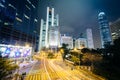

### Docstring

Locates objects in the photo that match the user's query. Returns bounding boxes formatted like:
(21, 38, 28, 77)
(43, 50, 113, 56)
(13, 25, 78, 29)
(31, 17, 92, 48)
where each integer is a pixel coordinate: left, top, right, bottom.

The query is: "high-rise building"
(61, 34, 73, 49)
(45, 7, 59, 48)
(98, 12, 112, 48)
(0, 0, 39, 51)
(48, 26, 60, 48)
(39, 7, 59, 51)
(86, 28, 94, 49)
(75, 38, 87, 49)
(110, 18, 120, 41)
(38, 19, 46, 51)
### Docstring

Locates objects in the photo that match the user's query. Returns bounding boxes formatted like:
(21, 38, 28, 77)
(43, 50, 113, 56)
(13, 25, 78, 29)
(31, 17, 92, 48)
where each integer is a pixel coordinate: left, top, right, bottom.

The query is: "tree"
(81, 48, 91, 53)
(93, 37, 120, 80)
(81, 48, 103, 71)
(0, 58, 19, 79)
(71, 55, 79, 65)
(60, 43, 69, 60)
(47, 52, 54, 59)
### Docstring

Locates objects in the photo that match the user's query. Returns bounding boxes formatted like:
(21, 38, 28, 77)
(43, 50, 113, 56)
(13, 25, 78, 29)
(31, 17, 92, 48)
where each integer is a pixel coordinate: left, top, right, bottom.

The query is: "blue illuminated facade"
(98, 12, 112, 48)
(0, 0, 39, 51)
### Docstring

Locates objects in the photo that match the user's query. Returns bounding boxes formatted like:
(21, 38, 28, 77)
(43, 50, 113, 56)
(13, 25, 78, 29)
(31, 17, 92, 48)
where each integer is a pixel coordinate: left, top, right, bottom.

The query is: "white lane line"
(49, 61, 57, 72)
(49, 60, 64, 80)
(44, 59, 51, 80)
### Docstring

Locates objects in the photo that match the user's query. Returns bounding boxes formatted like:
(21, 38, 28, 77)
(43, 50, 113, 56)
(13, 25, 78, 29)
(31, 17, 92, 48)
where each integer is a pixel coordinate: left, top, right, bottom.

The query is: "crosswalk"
(25, 71, 68, 80)
(25, 74, 39, 80)
(25, 73, 48, 80)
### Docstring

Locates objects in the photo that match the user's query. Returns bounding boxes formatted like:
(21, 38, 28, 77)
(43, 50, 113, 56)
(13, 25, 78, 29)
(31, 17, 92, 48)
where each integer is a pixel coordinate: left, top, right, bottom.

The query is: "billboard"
(0, 44, 32, 58)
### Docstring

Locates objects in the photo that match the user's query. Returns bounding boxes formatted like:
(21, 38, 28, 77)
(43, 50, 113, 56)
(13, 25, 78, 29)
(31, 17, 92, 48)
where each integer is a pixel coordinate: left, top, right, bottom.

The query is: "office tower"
(61, 34, 73, 49)
(75, 38, 87, 49)
(48, 26, 60, 48)
(98, 12, 112, 48)
(0, 0, 39, 50)
(45, 7, 59, 48)
(110, 18, 120, 41)
(86, 28, 94, 48)
(39, 7, 59, 51)
(38, 19, 46, 51)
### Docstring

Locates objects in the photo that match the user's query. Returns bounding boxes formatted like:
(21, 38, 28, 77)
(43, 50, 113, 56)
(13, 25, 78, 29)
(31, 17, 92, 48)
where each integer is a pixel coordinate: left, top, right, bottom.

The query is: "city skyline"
(38, 0, 120, 48)
(1, 0, 120, 80)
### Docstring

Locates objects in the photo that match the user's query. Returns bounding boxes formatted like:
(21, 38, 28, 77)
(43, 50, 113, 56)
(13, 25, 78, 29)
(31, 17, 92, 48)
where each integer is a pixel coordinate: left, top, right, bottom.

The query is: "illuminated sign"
(0, 44, 32, 58)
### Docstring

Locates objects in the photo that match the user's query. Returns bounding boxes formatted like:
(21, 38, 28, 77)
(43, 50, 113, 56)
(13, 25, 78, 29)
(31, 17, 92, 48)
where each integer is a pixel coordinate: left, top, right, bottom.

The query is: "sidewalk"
(12, 60, 38, 80)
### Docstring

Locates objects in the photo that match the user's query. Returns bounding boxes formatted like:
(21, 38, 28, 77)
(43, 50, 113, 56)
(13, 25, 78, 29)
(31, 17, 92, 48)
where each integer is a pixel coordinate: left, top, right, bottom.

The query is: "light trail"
(44, 58, 51, 80)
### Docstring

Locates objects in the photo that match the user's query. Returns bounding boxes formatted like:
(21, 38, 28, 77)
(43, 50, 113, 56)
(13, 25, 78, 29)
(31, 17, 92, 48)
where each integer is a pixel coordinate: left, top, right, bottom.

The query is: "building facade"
(61, 34, 73, 49)
(86, 28, 94, 49)
(0, 0, 39, 51)
(45, 7, 59, 48)
(38, 19, 46, 51)
(75, 38, 87, 49)
(48, 26, 60, 48)
(39, 7, 59, 51)
(110, 18, 120, 41)
(98, 12, 112, 48)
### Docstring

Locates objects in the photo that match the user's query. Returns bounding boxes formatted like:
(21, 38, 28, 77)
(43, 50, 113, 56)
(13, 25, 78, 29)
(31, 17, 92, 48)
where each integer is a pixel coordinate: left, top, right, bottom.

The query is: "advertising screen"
(0, 44, 32, 58)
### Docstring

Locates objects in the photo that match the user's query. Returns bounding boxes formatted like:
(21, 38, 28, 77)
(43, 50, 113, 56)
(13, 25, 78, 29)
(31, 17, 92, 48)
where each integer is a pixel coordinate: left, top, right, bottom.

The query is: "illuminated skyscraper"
(61, 34, 73, 49)
(75, 38, 87, 49)
(38, 19, 46, 51)
(98, 12, 112, 48)
(39, 7, 59, 51)
(86, 28, 94, 49)
(48, 26, 60, 48)
(45, 7, 59, 48)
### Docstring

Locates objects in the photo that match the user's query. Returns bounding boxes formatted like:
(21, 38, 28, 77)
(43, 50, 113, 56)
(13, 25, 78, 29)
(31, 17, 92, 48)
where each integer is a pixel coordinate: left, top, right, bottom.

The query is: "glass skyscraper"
(98, 12, 112, 48)
(0, 0, 39, 51)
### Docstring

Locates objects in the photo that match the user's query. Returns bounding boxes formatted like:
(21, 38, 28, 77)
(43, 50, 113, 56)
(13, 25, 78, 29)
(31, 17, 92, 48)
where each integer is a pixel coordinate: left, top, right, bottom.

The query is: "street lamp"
(74, 48, 77, 51)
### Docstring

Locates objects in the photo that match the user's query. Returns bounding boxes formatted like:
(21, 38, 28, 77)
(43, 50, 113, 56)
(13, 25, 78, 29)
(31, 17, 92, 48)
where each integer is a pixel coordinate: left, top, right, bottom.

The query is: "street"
(24, 52, 105, 80)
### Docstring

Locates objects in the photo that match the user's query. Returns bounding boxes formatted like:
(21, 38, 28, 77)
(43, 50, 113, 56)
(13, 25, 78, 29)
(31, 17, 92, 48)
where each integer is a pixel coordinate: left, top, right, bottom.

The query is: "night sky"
(37, 0, 120, 48)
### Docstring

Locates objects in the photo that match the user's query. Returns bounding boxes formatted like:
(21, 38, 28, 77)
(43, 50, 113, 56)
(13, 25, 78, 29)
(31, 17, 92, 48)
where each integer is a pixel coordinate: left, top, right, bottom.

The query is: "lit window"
(8, 4, 16, 10)
(16, 13, 18, 16)
(24, 14, 30, 20)
(4, 22, 9, 25)
(0, 3, 5, 8)
(26, 5, 30, 10)
(32, 4, 35, 8)
(27, 0, 31, 4)
(34, 19, 38, 22)
(2, 0, 5, 3)
(16, 17, 22, 22)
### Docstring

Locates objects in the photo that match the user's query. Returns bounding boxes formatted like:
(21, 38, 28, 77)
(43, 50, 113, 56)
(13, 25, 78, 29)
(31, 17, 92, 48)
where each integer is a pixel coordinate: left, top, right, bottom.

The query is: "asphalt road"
(25, 52, 105, 80)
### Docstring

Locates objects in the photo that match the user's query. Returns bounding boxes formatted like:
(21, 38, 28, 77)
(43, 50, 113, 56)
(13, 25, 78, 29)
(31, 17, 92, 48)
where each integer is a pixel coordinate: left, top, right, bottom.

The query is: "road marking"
(44, 58, 51, 80)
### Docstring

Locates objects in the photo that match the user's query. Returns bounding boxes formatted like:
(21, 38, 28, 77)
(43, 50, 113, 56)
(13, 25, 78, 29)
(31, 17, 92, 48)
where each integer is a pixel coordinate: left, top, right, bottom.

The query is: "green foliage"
(81, 48, 102, 64)
(47, 52, 54, 59)
(95, 37, 120, 80)
(0, 58, 19, 79)
(61, 43, 69, 60)
(71, 55, 79, 65)
(61, 43, 68, 50)
(81, 48, 91, 53)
